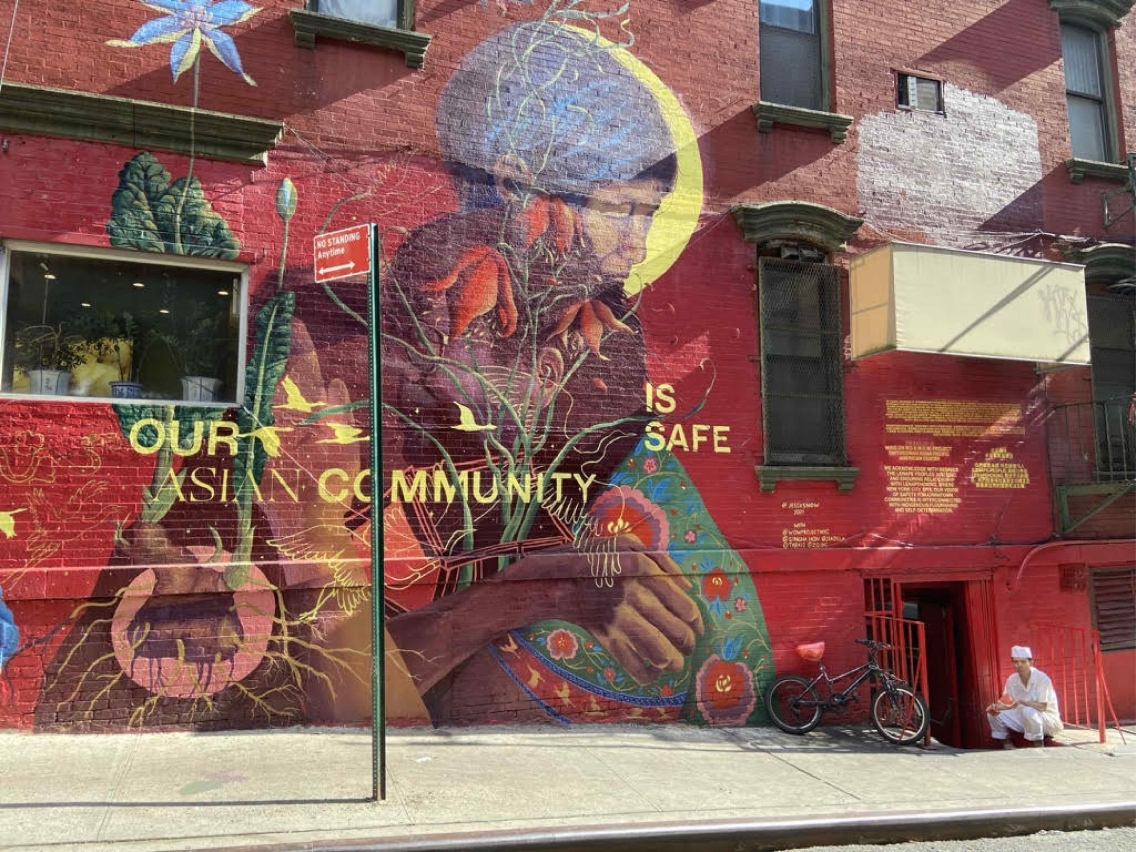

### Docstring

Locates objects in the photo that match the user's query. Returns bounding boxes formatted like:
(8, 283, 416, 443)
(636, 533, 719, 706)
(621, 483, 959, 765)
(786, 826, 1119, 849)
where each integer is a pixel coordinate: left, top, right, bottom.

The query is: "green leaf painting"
(105, 153, 171, 254)
(236, 291, 295, 488)
(107, 152, 240, 258)
(229, 291, 294, 586)
(158, 176, 241, 258)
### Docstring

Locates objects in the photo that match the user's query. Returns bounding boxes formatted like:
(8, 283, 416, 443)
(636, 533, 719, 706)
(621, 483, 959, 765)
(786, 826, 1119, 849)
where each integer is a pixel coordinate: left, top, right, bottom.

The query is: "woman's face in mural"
(578, 177, 668, 280)
(382, 171, 668, 474)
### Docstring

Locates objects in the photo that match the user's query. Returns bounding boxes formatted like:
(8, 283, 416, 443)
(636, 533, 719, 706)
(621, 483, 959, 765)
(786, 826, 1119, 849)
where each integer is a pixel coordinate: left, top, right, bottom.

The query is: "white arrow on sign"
(318, 261, 356, 276)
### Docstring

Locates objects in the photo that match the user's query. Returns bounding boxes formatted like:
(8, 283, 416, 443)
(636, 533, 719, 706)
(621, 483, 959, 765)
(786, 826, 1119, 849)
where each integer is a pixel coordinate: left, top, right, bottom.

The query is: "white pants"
(988, 707, 1059, 742)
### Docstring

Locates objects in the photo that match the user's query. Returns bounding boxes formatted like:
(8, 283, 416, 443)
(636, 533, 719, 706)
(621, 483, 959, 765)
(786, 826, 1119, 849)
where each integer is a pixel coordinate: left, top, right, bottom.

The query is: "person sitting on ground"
(986, 645, 1063, 748)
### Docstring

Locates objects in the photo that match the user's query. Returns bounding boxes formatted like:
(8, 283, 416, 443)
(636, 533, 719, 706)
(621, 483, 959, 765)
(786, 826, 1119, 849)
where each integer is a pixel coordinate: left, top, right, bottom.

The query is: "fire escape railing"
(1047, 396, 1136, 534)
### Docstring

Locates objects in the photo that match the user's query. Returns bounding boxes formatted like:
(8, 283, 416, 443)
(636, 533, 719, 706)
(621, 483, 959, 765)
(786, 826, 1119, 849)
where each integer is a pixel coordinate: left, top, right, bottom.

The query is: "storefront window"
(1, 243, 245, 403)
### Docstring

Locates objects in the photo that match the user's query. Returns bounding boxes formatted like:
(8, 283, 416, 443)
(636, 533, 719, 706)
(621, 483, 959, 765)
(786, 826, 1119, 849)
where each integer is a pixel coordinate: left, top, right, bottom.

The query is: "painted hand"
(539, 537, 704, 685)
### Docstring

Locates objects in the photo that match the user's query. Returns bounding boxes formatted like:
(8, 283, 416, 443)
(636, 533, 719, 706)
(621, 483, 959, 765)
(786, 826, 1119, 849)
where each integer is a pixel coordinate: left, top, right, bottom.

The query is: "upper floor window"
(1060, 22, 1115, 162)
(897, 73, 944, 114)
(733, 201, 862, 489)
(292, 0, 429, 67)
(760, 0, 825, 111)
(1, 242, 246, 404)
(311, 0, 401, 30)
(759, 253, 846, 465)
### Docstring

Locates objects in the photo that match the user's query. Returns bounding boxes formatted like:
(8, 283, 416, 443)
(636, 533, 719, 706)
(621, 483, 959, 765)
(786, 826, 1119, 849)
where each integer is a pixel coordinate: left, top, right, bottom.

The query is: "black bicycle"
(765, 638, 929, 745)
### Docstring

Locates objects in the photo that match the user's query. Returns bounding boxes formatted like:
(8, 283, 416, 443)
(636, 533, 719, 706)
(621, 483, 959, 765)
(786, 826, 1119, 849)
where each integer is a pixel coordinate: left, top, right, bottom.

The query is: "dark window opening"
(759, 256, 846, 465)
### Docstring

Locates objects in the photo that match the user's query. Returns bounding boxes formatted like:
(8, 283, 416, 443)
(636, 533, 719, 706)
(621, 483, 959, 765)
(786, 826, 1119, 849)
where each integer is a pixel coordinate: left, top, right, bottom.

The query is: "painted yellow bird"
(275, 376, 326, 413)
(498, 633, 519, 655)
(0, 508, 26, 539)
(527, 665, 543, 690)
(241, 426, 292, 457)
(554, 680, 576, 709)
(452, 402, 496, 432)
(317, 423, 368, 444)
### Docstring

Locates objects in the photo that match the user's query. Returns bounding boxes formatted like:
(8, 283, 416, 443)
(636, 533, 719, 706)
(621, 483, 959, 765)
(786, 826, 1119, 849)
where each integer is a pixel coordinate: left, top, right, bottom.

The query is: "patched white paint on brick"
(857, 84, 1042, 246)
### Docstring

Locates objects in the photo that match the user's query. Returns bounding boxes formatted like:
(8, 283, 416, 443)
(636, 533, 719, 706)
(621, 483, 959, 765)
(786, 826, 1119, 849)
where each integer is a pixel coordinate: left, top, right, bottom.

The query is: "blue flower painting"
(108, 1, 261, 86)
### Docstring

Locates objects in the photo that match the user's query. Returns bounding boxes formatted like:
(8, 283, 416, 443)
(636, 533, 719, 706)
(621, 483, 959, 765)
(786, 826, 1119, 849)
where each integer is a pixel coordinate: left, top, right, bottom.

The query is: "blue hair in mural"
(436, 21, 675, 206)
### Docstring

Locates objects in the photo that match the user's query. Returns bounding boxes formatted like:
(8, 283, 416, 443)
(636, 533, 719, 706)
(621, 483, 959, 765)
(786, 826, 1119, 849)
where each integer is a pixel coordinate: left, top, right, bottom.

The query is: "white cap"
(1011, 645, 1032, 660)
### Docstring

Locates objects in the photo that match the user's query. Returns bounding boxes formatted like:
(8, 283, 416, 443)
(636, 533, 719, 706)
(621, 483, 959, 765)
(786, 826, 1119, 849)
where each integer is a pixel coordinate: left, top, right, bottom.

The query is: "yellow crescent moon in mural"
(566, 27, 704, 297)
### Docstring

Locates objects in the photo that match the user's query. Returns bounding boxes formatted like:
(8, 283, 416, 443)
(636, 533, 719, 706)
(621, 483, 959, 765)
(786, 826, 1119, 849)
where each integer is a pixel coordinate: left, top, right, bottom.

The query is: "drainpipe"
(1007, 539, 1135, 593)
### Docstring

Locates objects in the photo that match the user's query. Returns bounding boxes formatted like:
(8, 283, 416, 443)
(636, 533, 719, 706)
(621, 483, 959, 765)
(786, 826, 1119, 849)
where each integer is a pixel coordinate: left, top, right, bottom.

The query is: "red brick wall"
(0, 0, 1131, 731)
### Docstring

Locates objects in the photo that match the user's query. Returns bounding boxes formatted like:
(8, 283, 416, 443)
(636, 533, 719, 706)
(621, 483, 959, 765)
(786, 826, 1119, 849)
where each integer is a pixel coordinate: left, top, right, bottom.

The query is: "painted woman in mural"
(30, 5, 772, 730)
(273, 13, 775, 725)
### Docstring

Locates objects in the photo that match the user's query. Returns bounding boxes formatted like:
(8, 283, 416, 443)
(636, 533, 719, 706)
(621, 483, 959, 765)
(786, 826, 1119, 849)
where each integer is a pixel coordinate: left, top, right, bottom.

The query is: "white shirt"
(1004, 668, 1063, 732)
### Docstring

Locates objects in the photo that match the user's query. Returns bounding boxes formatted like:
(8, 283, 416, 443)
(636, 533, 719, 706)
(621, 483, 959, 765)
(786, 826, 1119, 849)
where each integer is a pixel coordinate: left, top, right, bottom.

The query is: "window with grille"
(311, 0, 403, 29)
(759, 0, 824, 110)
(897, 74, 944, 114)
(759, 257, 845, 465)
(1060, 23, 1113, 162)
(1090, 567, 1135, 652)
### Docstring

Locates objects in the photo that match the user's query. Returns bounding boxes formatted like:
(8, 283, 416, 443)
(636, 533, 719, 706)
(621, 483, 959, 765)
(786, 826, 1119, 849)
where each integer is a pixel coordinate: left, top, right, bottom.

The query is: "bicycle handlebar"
(855, 638, 893, 651)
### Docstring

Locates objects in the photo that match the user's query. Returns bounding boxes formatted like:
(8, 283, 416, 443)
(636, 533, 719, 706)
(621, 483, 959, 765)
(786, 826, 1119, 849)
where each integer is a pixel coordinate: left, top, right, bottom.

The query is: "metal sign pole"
(366, 222, 386, 802)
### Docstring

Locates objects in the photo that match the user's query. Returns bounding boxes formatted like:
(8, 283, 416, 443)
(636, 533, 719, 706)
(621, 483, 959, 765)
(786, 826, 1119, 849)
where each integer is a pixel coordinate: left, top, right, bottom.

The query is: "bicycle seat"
(796, 642, 825, 662)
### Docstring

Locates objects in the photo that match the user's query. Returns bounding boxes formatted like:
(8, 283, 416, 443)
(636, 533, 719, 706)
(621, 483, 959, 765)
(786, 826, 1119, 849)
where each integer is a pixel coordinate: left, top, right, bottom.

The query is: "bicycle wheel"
(766, 675, 823, 734)
(871, 684, 928, 745)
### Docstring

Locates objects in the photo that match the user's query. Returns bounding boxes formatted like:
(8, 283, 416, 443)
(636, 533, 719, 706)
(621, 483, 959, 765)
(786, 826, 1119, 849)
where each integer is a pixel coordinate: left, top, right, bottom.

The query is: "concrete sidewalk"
(1, 724, 1133, 852)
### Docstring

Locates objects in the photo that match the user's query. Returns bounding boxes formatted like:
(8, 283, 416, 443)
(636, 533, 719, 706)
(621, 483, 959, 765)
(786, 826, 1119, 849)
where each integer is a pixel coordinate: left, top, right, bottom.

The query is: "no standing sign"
(313, 224, 372, 283)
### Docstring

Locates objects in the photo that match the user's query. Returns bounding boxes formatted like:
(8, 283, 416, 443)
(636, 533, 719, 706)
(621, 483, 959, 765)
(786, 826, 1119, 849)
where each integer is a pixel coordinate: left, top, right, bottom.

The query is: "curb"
(218, 801, 1136, 852)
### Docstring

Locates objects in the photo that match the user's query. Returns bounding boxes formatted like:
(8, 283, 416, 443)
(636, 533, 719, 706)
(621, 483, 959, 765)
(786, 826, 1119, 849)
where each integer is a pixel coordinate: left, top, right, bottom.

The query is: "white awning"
(850, 242, 1090, 365)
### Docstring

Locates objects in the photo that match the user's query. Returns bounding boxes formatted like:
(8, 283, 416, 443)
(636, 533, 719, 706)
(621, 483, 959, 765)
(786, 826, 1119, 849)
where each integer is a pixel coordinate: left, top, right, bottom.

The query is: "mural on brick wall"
(268, 10, 774, 726)
(13, 2, 370, 726)
(2, 1, 775, 729)
(27, 153, 342, 727)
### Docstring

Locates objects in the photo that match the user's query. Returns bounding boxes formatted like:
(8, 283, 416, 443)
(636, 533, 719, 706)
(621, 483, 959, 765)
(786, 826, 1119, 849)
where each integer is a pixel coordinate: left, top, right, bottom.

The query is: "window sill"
(1065, 157, 1131, 184)
(752, 101, 853, 143)
(1, 392, 237, 408)
(756, 465, 860, 492)
(0, 83, 282, 164)
(289, 9, 430, 69)
(1049, 0, 1133, 29)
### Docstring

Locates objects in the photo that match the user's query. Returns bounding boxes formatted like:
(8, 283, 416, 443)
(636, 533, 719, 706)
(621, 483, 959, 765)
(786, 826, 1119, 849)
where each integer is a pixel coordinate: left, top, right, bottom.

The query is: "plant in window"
(12, 323, 87, 372)
(75, 311, 158, 393)
(153, 309, 221, 374)
(11, 322, 87, 394)
(151, 307, 225, 400)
